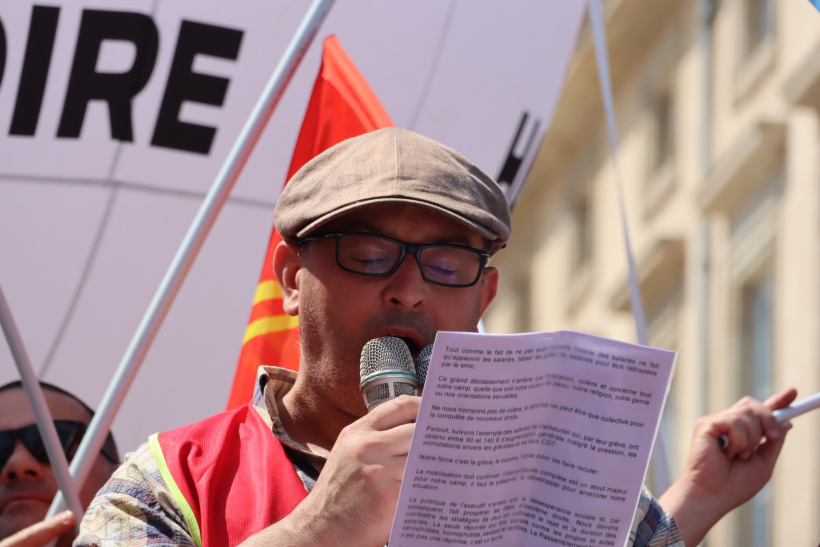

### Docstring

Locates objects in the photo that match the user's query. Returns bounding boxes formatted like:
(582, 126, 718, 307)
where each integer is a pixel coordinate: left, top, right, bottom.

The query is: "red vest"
(150, 402, 307, 547)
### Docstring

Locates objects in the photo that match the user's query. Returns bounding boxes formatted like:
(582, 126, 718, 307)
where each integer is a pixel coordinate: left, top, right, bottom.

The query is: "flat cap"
(274, 128, 512, 253)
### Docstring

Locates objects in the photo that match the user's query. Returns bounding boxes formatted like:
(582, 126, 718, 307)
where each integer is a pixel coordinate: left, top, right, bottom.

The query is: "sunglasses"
(0, 420, 118, 470)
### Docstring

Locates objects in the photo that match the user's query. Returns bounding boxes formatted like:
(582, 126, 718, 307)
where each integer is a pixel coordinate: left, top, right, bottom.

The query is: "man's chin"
(0, 500, 50, 538)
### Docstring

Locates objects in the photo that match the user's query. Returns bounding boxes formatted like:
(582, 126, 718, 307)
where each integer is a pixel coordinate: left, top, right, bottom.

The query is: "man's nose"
(1, 440, 46, 484)
(384, 253, 427, 308)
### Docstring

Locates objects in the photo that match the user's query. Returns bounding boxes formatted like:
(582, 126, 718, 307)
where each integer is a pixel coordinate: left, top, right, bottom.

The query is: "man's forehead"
(0, 387, 91, 429)
(321, 203, 488, 247)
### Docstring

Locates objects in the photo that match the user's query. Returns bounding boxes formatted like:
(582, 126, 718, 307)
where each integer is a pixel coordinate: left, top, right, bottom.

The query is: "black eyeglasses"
(300, 231, 490, 287)
(0, 420, 118, 470)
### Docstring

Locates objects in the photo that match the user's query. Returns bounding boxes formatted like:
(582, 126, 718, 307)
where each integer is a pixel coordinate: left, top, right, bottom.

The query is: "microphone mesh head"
(415, 344, 434, 387)
(360, 336, 415, 378)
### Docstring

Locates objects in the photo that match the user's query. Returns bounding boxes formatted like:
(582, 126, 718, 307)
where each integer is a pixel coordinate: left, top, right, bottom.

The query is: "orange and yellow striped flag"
(226, 35, 393, 410)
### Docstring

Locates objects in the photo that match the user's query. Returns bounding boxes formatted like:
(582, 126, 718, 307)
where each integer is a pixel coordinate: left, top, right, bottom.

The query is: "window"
(735, 0, 776, 101)
(645, 76, 676, 215)
(734, 271, 774, 547)
(646, 287, 683, 484)
(743, 0, 774, 60)
(653, 84, 675, 172)
(572, 194, 592, 269)
(513, 269, 533, 334)
(739, 274, 774, 400)
(566, 190, 594, 312)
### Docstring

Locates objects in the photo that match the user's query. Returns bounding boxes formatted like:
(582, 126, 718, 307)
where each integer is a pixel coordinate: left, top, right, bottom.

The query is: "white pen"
(771, 391, 820, 423)
(718, 391, 820, 450)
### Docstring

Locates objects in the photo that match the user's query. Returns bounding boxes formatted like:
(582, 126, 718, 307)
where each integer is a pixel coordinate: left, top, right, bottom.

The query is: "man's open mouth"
(392, 335, 420, 357)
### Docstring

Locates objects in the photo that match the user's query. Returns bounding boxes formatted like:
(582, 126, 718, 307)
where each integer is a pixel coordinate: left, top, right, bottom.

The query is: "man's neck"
(276, 379, 358, 455)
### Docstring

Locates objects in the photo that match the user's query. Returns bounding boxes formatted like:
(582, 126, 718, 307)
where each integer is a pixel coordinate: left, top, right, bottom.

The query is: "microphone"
(415, 344, 433, 388)
(360, 337, 419, 410)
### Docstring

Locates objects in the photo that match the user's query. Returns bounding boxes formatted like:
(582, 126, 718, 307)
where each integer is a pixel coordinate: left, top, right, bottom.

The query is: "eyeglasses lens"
(338, 235, 400, 275)
(419, 247, 481, 286)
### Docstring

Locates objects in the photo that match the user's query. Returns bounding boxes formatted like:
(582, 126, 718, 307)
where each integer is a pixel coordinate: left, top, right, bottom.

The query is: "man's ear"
(477, 266, 499, 319)
(273, 240, 302, 316)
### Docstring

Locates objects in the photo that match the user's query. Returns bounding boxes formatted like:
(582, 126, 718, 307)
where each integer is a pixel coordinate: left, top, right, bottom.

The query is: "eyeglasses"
(0, 420, 118, 470)
(300, 231, 490, 287)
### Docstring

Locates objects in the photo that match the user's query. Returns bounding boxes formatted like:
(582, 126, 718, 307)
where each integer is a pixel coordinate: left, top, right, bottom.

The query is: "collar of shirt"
(253, 366, 326, 479)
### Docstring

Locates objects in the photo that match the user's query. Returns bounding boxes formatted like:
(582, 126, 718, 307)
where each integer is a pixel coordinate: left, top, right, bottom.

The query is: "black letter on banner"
(496, 112, 540, 194)
(151, 21, 243, 155)
(57, 10, 158, 141)
(0, 14, 6, 90)
(10, 6, 60, 136)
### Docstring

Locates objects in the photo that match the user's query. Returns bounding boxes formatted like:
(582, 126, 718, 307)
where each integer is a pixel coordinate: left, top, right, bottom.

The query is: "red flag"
(226, 36, 394, 410)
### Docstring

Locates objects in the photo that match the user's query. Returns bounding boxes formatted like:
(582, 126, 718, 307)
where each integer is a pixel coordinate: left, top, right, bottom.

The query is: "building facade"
(485, 0, 820, 545)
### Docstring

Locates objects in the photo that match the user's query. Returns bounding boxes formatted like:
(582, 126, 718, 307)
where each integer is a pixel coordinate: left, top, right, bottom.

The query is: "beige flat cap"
(274, 128, 512, 254)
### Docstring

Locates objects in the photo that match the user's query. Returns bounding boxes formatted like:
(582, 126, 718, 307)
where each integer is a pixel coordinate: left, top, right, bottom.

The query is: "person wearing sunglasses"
(0, 381, 119, 547)
(76, 128, 793, 547)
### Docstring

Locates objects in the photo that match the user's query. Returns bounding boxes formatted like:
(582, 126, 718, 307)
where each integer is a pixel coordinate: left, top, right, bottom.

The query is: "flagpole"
(587, 0, 671, 493)
(0, 282, 85, 535)
(47, 0, 337, 519)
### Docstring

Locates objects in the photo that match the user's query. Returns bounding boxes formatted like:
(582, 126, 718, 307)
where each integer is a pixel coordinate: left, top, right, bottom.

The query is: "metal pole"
(0, 283, 85, 534)
(587, 0, 671, 493)
(47, 0, 337, 518)
(693, 5, 715, 539)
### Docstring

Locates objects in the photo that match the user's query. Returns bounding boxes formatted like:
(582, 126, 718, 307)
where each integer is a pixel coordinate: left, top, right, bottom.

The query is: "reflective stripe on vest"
(152, 402, 307, 547)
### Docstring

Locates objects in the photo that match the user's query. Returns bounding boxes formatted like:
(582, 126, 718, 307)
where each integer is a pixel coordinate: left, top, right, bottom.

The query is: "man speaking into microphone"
(77, 128, 795, 547)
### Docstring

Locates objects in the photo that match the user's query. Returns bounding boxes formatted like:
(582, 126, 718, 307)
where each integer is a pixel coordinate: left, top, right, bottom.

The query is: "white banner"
(0, 0, 585, 453)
